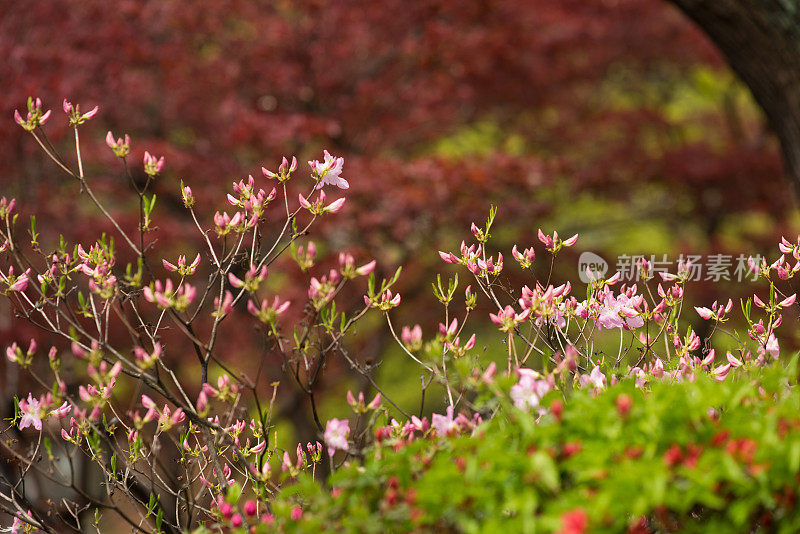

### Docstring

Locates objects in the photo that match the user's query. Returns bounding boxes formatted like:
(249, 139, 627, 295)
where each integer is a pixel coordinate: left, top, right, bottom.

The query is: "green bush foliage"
(263, 361, 800, 533)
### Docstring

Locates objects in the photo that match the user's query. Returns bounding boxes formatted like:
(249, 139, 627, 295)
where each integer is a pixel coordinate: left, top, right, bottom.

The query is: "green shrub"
(267, 360, 800, 533)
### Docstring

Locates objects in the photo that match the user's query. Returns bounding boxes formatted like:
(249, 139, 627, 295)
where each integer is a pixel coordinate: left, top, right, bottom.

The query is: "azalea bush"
(264, 361, 800, 533)
(1, 97, 799, 533)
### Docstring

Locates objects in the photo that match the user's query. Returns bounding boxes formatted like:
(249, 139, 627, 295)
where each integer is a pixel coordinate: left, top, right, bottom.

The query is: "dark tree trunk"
(668, 0, 800, 199)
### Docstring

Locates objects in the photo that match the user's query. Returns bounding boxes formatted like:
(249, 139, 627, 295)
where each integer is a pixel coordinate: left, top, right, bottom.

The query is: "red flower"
(663, 444, 684, 467)
(558, 508, 588, 534)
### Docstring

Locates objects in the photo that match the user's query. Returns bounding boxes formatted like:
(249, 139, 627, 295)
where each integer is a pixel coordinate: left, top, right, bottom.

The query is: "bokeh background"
(2, 0, 798, 454)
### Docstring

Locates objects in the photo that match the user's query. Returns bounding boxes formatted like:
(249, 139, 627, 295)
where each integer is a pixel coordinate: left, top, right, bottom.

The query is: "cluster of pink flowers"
(213, 209, 256, 236)
(365, 288, 402, 311)
(143, 151, 165, 176)
(13, 97, 50, 131)
(143, 279, 197, 311)
(439, 241, 503, 276)
(695, 299, 734, 321)
(489, 305, 530, 332)
(298, 189, 346, 215)
(163, 253, 201, 276)
(105, 130, 131, 158)
(519, 282, 572, 329)
(401, 324, 423, 351)
(226, 174, 276, 219)
(19, 392, 71, 431)
(537, 229, 579, 253)
(62, 99, 98, 126)
(247, 295, 291, 326)
(9, 96, 800, 532)
(2, 265, 30, 293)
(346, 390, 382, 413)
(262, 155, 298, 182)
(431, 406, 482, 436)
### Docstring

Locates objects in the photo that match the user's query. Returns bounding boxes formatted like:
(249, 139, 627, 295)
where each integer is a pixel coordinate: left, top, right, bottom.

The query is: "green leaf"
(226, 482, 242, 505)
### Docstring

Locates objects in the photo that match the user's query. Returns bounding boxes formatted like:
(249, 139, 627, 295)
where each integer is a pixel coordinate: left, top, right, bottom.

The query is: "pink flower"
(695, 306, 713, 320)
(324, 418, 350, 457)
(247, 295, 290, 324)
(298, 190, 346, 215)
(432, 405, 458, 435)
(290, 506, 303, 521)
(6, 267, 30, 292)
(50, 401, 72, 419)
(356, 260, 376, 276)
(244, 500, 257, 516)
(581, 366, 606, 390)
(14, 97, 51, 131)
(10, 510, 36, 534)
(401, 324, 423, 350)
(263, 156, 298, 182)
(510, 369, 550, 411)
(18, 393, 42, 431)
(105, 131, 131, 158)
(711, 363, 731, 382)
(766, 333, 780, 359)
(489, 305, 530, 332)
(779, 293, 797, 308)
(726, 352, 743, 368)
(162, 253, 200, 276)
(143, 151, 165, 176)
(537, 229, 578, 252)
(182, 185, 194, 208)
(562, 233, 579, 247)
(596, 291, 643, 330)
(511, 244, 535, 268)
(365, 289, 401, 311)
(309, 150, 348, 190)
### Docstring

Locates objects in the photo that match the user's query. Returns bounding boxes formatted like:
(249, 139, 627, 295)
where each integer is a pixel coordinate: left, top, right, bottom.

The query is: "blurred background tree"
(670, 0, 800, 196)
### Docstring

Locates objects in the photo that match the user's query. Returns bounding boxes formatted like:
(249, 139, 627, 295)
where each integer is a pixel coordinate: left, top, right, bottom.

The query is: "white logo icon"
(578, 251, 608, 283)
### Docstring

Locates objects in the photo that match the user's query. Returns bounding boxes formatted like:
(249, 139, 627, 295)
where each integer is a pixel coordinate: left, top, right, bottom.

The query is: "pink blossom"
(596, 291, 642, 330)
(579, 366, 606, 390)
(510, 369, 550, 411)
(511, 244, 535, 267)
(244, 500, 257, 516)
(6, 267, 30, 292)
(712, 363, 731, 382)
(143, 151, 165, 175)
(324, 418, 350, 457)
(309, 150, 348, 190)
(779, 293, 797, 308)
(726, 352, 743, 368)
(562, 233, 579, 247)
(489, 305, 530, 332)
(6, 342, 19, 363)
(432, 405, 459, 435)
(105, 131, 131, 157)
(439, 250, 459, 263)
(766, 333, 780, 359)
(18, 393, 42, 431)
(298, 190, 346, 215)
(356, 260, 376, 276)
(50, 402, 71, 419)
